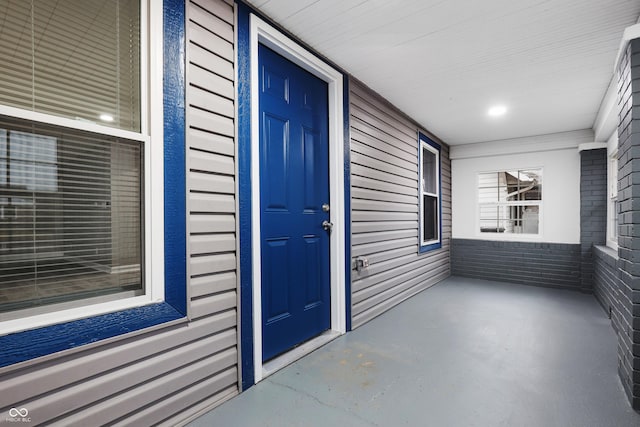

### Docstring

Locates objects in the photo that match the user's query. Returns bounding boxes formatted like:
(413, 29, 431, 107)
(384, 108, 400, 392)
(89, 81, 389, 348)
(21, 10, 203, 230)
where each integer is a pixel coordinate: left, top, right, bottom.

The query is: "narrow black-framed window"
(419, 133, 441, 252)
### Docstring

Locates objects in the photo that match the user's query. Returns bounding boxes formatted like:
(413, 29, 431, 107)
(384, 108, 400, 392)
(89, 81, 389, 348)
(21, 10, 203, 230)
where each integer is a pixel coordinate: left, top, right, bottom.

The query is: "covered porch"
(188, 276, 640, 426)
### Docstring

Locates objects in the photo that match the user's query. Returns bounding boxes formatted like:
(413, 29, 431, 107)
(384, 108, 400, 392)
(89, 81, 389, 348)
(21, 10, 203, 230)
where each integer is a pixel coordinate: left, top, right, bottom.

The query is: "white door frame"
(249, 14, 346, 382)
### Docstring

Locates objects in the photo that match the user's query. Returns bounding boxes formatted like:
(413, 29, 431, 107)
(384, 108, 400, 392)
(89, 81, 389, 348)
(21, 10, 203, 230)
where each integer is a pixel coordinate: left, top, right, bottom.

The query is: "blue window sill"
(0, 303, 184, 368)
(420, 242, 442, 253)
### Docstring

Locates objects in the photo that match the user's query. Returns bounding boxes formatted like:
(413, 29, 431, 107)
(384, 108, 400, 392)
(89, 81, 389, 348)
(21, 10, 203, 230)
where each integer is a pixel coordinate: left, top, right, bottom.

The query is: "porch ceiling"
(245, 0, 640, 145)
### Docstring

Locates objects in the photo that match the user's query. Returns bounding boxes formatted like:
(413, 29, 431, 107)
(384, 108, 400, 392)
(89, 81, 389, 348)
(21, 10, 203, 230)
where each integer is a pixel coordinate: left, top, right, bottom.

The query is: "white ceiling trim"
(613, 23, 640, 73)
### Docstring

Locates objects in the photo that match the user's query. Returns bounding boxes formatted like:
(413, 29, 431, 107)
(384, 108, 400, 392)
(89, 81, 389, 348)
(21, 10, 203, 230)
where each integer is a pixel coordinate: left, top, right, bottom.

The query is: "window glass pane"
(520, 205, 539, 233)
(478, 172, 509, 202)
(0, 1, 141, 131)
(480, 204, 539, 234)
(478, 172, 497, 188)
(506, 169, 541, 201)
(479, 204, 497, 221)
(422, 147, 437, 194)
(0, 115, 143, 315)
(612, 204, 618, 239)
(9, 131, 58, 192)
(504, 171, 519, 201)
(478, 185, 498, 204)
(609, 157, 618, 199)
(423, 195, 438, 242)
(607, 155, 618, 245)
(480, 204, 508, 233)
(0, 130, 6, 186)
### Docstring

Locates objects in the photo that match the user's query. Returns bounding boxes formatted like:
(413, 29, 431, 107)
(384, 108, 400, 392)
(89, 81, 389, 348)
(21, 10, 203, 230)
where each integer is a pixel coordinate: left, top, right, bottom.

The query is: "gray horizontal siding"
(349, 80, 451, 329)
(0, 1, 239, 425)
(451, 239, 581, 290)
(183, 0, 239, 420)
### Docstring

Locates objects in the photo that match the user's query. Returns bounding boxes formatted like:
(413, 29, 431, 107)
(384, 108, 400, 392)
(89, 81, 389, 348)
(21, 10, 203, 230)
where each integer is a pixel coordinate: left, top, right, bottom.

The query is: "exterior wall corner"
(610, 36, 640, 408)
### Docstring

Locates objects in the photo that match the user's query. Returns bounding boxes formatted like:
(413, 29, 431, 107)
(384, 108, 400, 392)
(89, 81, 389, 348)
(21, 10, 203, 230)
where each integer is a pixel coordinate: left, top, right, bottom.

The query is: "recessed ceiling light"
(488, 105, 507, 117)
(99, 114, 114, 122)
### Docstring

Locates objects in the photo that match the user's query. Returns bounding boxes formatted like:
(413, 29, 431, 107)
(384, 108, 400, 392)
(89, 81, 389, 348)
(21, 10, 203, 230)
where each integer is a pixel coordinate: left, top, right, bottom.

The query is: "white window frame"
(607, 135, 618, 250)
(476, 168, 543, 239)
(0, 0, 164, 335)
(419, 138, 441, 248)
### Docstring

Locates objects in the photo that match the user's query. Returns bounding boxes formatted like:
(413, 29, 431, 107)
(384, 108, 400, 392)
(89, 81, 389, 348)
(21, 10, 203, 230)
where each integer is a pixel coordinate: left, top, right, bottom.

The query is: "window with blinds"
(0, 1, 144, 319)
(0, 0, 140, 131)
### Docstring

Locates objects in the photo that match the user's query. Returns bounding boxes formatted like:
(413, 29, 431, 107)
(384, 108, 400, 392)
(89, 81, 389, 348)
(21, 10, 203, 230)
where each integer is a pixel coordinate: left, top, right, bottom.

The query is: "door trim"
(249, 14, 346, 382)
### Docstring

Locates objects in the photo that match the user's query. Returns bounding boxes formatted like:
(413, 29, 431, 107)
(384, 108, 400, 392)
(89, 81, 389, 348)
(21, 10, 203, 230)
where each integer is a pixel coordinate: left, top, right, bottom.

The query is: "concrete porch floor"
(188, 276, 640, 427)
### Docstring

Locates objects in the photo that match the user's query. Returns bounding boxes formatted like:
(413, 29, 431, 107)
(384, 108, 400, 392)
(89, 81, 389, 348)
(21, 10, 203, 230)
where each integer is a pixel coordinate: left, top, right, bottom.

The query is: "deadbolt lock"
(322, 204, 330, 212)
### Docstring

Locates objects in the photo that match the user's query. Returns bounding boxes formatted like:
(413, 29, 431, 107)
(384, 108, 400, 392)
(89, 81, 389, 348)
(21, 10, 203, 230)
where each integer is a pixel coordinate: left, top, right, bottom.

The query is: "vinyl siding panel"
(190, 171, 235, 194)
(352, 128, 417, 163)
(189, 127, 235, 156)
(183, 0, 239, 419)
(350, 80, 451, 329)
(0, 1, 239, 425)
(352, 175, 418, 196)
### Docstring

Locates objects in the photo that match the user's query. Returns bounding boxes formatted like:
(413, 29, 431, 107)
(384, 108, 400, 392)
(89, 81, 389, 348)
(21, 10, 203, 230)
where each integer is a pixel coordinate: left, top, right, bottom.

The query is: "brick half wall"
(451, 239, 581, 290)
(593, 245, 640, 409)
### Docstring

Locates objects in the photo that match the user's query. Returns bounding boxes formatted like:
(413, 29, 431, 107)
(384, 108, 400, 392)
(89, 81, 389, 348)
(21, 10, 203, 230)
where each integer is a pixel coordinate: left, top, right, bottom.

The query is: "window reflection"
(2, 131, 58, 192)
(478, 169, 542, 234)
(0, 116, 143, 316)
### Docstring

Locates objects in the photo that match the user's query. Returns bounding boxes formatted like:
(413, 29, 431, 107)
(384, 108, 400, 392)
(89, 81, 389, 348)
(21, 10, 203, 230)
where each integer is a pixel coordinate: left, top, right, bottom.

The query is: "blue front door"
(259, 44, 331, 361)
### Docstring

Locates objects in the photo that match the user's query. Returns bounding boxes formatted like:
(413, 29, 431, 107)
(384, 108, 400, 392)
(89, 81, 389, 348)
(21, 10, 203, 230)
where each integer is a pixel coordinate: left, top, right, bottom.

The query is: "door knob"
(322, 220, 333, 232)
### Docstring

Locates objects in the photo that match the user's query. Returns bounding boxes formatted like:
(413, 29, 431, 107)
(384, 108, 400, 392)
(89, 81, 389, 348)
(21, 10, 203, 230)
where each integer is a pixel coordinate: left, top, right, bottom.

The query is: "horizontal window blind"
(0, 115, 143, 316)
(0, 0, 140, 131)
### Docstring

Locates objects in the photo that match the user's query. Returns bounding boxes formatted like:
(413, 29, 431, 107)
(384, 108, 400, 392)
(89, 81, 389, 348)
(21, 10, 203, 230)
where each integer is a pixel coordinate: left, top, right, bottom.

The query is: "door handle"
(322, 220, 333, 232)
